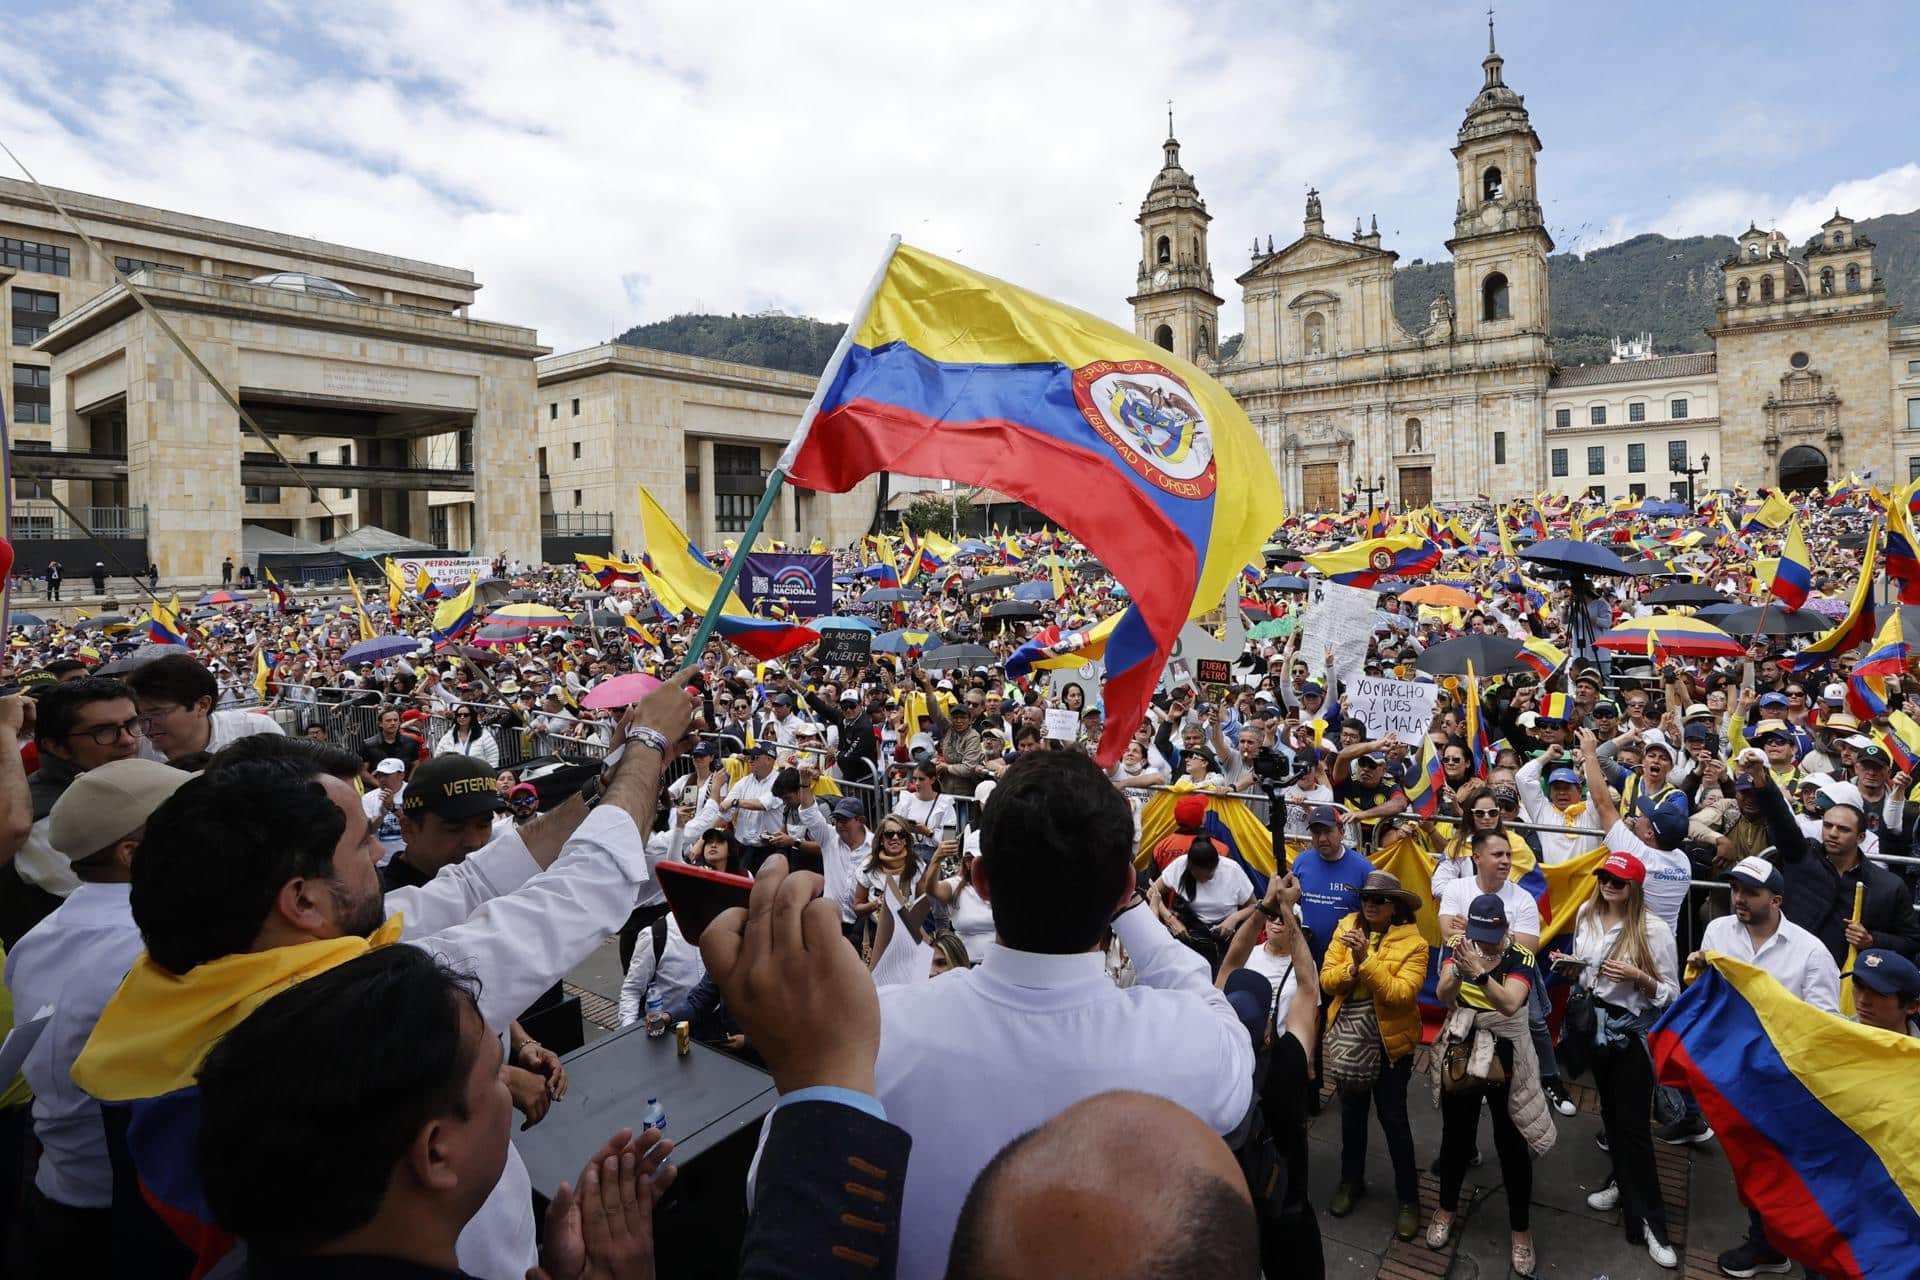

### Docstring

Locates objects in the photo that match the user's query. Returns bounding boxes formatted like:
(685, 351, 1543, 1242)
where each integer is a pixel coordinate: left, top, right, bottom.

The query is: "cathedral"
(1129, 26, 1920, 509)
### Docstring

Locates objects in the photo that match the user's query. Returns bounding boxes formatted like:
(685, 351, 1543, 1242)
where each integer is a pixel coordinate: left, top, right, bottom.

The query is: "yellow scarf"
(72, 915, 406, 1102)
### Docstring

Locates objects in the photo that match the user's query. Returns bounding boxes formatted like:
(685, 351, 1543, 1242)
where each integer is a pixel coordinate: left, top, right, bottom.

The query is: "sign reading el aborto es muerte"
(740, 553, 833, 618)
(818, 628, 871, 667)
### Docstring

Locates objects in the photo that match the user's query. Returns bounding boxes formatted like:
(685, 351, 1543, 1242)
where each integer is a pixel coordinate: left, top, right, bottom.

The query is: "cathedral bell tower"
(1445, 18, 1552, 341)
(1129, 113, 1223, 364)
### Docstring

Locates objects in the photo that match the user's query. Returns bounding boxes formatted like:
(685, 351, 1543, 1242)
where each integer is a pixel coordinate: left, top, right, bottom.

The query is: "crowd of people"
(0, 484, 1915, 1278)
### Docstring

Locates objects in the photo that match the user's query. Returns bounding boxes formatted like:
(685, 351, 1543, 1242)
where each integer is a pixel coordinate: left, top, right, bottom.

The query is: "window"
(0, 238, 70, 276)
(1481, 272, 1509, 321)
(1789, 351, 1809, 369)
(1551, 448, 1568, 477)
(571, 441, 581, 460)
(1628, 483, 1646, 499)
(13, 439, 50, 500)
(244, 484, 282, 503)
(1670, 398, 1688, 419)
(715, 443, 761, 477)
(9, 287, 57, 346)
(1587, 446, 1605, 476)
(716, 492, 754, 532)
(1911, 457, 1920, 482)
(113, 256, 177, 277)
(571, 398, 580, 416)
(1586, 484, 1606, 501)
(339, 446, 351, 465)
(549, 402, 558, 420)
(1554, 407, 1570, 429)
(1668, 440, 1687, 472)
(1493, 431, 1507, 464)
(1847, 263, 1861, 292)
(458, 430, 472, 471)
(1153, 323, 1173, 352)
(1628, 401, 1646, 423)
(1908, 360, 1920, 377)
(1482, 166, 1503, 202)
(1670, 482, 1688, 502)
(573, 489, 582, 508)
(1589, 405, 1606, 425)
(1627, 443, 1645, 473)
(307, 451, 319, 466)
(1909, 399, 1920, 431)
(1759, 275, 1775, 302)
(11, 363, 49, 424)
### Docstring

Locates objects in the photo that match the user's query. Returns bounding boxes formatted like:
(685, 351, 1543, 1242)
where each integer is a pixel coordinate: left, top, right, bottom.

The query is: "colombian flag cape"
(778, 243, 1282, 764)
(1652, 955, 1920, 1278)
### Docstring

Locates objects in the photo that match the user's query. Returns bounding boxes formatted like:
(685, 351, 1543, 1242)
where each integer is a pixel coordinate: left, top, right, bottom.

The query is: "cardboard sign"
(1195, 658, 1234, 686)
(818, 628, 872, 668)
(1043, 708, 1080, 742)
(1298, 580, 1378, 690)
(1343, 675, 1441, 741)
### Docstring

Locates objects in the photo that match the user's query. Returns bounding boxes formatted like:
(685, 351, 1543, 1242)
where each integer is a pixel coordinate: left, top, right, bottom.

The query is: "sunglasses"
(1469, 807, 1500, 817)
(1359, 893, 1396, 907)
(880, 830, 909, 840)
(1595, 873, 1628, 889)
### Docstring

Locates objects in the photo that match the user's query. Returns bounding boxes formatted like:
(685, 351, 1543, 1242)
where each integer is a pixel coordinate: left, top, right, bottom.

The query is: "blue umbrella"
(832, 574, 855, 585)
(1011, 581, 1055, 601)
(1260, 574, 1307, 591)
(818, 616, 879, 632)
(343, 635, 425, 664)
(1519, 538, 1641, 577)
(874, 628, 939, 655)
(9, 612, 47, 627)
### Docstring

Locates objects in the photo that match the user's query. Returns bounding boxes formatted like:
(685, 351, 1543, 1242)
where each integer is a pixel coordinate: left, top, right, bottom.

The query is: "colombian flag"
(1403, 737, 1445, 818)
(1886, 480, 1920, 604)
(1769, 518, 1812, 611)
(1745, 491, 1795, 530)
(713, 614, 821, 662)
(860, 561, 901, 589)
(778, 243, 1282, 765)
(576, 554, 643, 591)
(639, 483, 747, 616)
(1789, 522, 1879, 673)
(141, 599, 187, 647)
(430, 574, 479, 645)
(1517, 635, 1567, 680)
(623, 613, 657, 649)
(1653, 955, 1920, 1279)
(1004, 615, 1121, 681)
(1305, 536, 1444, 588)
(262, 567, 289, 613)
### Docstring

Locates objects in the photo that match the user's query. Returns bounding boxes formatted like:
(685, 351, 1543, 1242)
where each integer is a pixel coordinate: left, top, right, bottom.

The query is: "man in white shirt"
(617, 911, 706, 1026)
(861, 750, 1253, 1278)
(798, 795, 876, 934)
(710, 743, 784, 848)
(5, 760, 189, 1273)
(1512, 758, 1603, 864)
(123, 651, 285, 764)
(1688, 855, 1840, 1278)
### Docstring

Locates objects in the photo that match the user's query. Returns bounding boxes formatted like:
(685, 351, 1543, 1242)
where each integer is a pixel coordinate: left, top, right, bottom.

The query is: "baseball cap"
(1726, 855, 1784, 893)
(508, 782, 540, 806)
(373, 756, 407, 776)
(1306, 803, 1342, 830)
(1598, 850, 1645, 884)
(1464, 893, 1509, 943)
(1633, 792, 1688, 848)
(839, 688, 861, 702)
(1752, 719, 1794, 742)
(1222, 968, 1273, 1044)
(49, 758, 193, 862)
(1844, 734, 1877, 751)
(1682, 722, 1711, 741)
(1844, 948, 1920, 999)
(1733, 773, 1757, 792)
(1822, 683, 1848, 706)
(691, 740, 715, 757)
(831, 796, 866, 821)
(746, 743, 777, 759)
(1356, 751, 1385, 766)
(763, 660, 785, 673)
(1756, 691, 1789, 708)
(1820, 779, 1868, 814)
(1574, 667, 1603, 688)
(770, 692, 794, 708)
(1592, 700, 1619, 717)
(1856, 744, 1892, 767)
(403, 755, 507, 821)
(1300, 680, 1324, 696)
(1546, 766, 1581, 787)
(1639, 728, 1675, 758)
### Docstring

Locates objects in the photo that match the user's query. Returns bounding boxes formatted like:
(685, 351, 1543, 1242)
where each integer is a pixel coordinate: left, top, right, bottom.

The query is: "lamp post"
(1671, 451, 1711, 512)
(1358, 473, 1386, 515)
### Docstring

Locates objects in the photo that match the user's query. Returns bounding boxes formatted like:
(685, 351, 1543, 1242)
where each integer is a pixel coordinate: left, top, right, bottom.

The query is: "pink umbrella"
(581, 671, 663, 710)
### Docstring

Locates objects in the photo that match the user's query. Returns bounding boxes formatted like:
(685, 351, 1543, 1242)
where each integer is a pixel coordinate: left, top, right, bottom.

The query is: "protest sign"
(396, 556, 492, 590)
(1298, 580, 1378, 689)
(818, 628, 871, 667)
(741, 553, 833, 618)
(1043, 708, 1080, 742)
(1343, 674, 1441, 741)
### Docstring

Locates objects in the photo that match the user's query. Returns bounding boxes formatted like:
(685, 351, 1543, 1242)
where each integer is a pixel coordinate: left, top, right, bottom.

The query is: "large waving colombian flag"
(1652, 955, 1920, 1279)
(779, 243, 1281, 764)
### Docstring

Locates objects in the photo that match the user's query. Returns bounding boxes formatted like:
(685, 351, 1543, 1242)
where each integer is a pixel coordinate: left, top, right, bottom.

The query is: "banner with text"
(741, 552, 834, 618)
(396, 556, 494, 591)
(1299, 580, 1378, 690)
(1343, 675, 1442, 742)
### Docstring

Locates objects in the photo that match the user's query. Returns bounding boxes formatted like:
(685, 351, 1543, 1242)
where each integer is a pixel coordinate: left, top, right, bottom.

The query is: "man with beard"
(68, 673, 698, 1280)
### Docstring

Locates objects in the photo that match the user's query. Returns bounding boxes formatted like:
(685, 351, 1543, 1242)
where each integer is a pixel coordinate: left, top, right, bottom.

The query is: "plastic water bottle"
(644, 986, 666, 1037)
(642, 1097, 667, 1135)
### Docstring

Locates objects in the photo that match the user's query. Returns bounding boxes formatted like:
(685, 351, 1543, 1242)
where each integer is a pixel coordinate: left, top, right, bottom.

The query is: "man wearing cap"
(1513, 753, 1603, 864)
(1843, 742, 1910, 858)
(711, 742, 785, 852)
(1744, 718, 1803, 792)
(1293, 805, 1376, 969)
(807, 683, 880, 791)
(1687, 853, 1840, 1277)
(362, 756, 409, 860)
(1330, 741, 1408, 851)
(797, 793, 877, 941)
(762, 690, 807, 749)
(379, 755, 512, 893)
(922, 670, 987, 799)
(1846, 948, 1920, 1036)
(1577, 729, 1693, 933)
(4, 759, 189, 1272)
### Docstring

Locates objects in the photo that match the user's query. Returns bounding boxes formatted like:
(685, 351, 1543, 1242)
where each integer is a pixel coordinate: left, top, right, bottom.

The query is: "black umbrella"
(919, 643, 996, 670)
(1071, 560, 1107, 578)
(1837, 532, 1869, 549)
(1711, 605, 1829, 638)
(1641, 583, 1732, 606)
(508, 588, 541, 603)
(570, 608, 626, 629)
(985, 600, 1043, 620)
(861, 587, 924, 604)
(1519, 539, 1641, 577)
(71, 615, 129, 631)
(97, 643, 180, 674)
(962, 574, 1021, 596)
(1412, 634, 1534, 678)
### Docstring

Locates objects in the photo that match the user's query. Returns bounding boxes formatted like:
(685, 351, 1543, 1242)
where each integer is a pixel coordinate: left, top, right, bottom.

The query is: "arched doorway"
(1778, 444, 1828, 492)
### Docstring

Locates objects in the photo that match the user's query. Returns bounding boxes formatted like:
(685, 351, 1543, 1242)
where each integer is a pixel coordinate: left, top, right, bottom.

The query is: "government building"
(1128, 27, 1920, 509)
(1, 181, 874, 584)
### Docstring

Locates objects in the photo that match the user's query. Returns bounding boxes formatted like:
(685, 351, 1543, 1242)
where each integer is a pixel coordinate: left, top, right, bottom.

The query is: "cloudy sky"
(5, 0, 1916, 350)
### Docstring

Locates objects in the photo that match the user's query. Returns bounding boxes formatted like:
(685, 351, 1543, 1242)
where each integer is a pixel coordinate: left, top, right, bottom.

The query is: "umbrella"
(985, 600, 1043, 620)
(1071, 560, 1108, 578)
(97, 643, 184, 674)
(1400, 584, 1477, 608)
(1012, 581, 1055, 601)
(817, 615, 880, 632)
(1617, 556, 1676, 576)
(196, 590, 247, 606)
(832, 574, 855, 585)
(920, 642, 995, 670)
(344, 635, 426, 664)
(474, 578, 515, 607)
(1519, 539, 1641, 577)
(962, 574, 1021, 596)
(1248, 617, 1293, 640)
(71, 615, 129, 631)
(570, 608, 626, 629)
(1260, 574, 1308, 591)
(1412, 634, 1534, 678)
(8, 612, 47, 627)
(581, 672, 663, 710)
(1597, 616, 1744, 658)
(508, 588, 541, 602)
(484, 604, 572, 628)
(873, 629, 935, 655)
(1710, 605, 1828, 638)
(1641, 583, 1732, 607)
(861, 587, 923, 604)
(474, 624, 536, 647)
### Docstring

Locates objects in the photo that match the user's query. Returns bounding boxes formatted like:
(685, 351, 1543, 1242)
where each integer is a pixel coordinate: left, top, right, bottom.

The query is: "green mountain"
(620, 209, 1920, 376)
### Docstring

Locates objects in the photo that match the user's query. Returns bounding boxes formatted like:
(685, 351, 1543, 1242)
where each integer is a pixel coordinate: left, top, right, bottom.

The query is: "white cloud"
(1598, 162, 1920, 250)
(0, 0, 1440, 351)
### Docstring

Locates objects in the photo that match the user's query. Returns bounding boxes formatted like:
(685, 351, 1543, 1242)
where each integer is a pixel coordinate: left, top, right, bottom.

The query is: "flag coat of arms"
(777, 242, 1282, 764)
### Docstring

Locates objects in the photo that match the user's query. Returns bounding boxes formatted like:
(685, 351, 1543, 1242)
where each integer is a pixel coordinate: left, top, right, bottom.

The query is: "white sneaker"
(1586, 1183, 1620, 1211)
(1645, 1226, 1678, 1269)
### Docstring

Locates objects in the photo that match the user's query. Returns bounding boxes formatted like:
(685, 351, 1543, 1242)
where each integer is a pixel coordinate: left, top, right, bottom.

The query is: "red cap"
(1600, 851, 1645, 884)
(1173, 793, 1210, 830)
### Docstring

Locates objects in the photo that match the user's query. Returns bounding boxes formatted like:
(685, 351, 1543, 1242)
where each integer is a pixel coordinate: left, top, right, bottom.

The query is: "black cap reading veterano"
(402, 754, 507, 820)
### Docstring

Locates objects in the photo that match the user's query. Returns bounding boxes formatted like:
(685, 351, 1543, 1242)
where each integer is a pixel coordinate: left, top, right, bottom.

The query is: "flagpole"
(678, 234, 902, 672)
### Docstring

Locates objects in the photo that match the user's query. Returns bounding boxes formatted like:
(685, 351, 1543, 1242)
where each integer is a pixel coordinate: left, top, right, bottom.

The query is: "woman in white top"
(1109, 739, 1168, 843)
(1568, 850, 1679, 1271)
(1281, 750, 1335, 841)
(433, 704, 499, 766)
(1181, 748, 1225, 792)
(1148, 836, 1257, 971)
(894, 763, 957, 841)
(930, 829, 995, 963)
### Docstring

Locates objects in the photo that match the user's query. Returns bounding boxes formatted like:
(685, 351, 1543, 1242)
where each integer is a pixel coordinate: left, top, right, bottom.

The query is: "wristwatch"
(1255, 902, 1281, 920)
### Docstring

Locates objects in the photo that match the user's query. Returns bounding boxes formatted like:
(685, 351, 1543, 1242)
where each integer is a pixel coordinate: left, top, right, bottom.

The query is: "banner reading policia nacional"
(740, 552, 833, 619)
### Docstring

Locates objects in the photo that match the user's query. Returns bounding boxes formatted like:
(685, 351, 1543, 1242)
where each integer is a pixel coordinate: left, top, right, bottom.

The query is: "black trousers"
(1437, 1077, 1533, 1230)
(1339, 1053, 1420, 1203)
(11, 1183, 112, 1279)
(1592, 1035, 1669, 1242)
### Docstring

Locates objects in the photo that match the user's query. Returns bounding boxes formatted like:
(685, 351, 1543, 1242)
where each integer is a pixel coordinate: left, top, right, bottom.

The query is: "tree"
(900, 495, 975, 538)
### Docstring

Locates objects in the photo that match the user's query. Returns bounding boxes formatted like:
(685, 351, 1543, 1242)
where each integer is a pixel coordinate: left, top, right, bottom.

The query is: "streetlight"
(1357, 474, 1386, 515)
(1671, 451, 1710, 511)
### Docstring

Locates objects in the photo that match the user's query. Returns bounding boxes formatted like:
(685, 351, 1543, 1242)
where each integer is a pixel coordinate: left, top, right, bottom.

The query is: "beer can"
(674, 1020, 691, 1056)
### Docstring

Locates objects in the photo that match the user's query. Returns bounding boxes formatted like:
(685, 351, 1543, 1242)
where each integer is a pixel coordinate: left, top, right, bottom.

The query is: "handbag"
(1557, 985, 1597, 1081)
(1438, 1033, 1508, 1093)
(1323, 998, 1383, 1093)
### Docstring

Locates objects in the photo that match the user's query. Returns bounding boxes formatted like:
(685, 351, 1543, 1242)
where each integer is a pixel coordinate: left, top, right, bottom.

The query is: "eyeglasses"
(1786, 690, 1807, 699)
(1625, 702, 1647, 711)
(1469, 807, 1500, 817)
(70, 717, 144, 746)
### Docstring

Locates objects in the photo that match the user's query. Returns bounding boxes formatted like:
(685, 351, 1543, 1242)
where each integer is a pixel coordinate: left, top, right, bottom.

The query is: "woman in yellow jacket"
(1320, 870, 1430, 1242)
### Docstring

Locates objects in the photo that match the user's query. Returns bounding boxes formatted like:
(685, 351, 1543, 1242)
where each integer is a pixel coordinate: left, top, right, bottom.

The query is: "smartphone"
(657, 861, 753, 944)
(1550, 954, 1591, 972)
